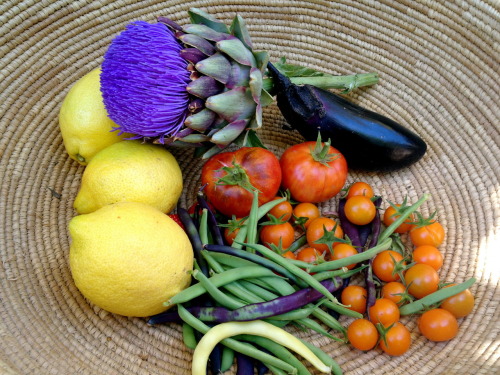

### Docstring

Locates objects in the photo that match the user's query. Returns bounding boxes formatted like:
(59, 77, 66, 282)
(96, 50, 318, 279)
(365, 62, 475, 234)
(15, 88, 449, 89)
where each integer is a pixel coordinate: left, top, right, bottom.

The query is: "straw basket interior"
(1, 1, 499, 374)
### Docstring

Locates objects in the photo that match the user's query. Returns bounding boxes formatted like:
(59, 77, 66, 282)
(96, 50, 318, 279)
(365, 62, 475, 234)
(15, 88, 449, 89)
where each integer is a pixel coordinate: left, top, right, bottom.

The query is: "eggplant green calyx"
(216, 161, 259, 194)
(311, 132, 340, 167)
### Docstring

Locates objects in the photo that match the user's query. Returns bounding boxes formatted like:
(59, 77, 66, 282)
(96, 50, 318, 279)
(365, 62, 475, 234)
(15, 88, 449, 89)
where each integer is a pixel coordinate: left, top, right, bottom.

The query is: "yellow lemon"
(59, 68, 131, 165)
(69, 202, 193, 317)
(73, 140, 183, 214)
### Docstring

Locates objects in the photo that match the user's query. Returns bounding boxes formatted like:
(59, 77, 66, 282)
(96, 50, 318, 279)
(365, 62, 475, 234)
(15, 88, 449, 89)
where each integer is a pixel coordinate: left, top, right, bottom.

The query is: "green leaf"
(234, 129, 267, 149)
(274, 56, 334, 78)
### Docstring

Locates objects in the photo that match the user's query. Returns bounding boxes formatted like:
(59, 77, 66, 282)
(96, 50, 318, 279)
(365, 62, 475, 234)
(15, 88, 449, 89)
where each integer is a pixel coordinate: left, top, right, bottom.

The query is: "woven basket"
(1, 1, 498, 374)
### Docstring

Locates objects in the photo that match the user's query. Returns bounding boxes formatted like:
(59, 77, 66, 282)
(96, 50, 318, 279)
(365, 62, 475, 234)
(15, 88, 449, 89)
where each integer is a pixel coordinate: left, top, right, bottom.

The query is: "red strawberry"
(168, 214, 185, 231)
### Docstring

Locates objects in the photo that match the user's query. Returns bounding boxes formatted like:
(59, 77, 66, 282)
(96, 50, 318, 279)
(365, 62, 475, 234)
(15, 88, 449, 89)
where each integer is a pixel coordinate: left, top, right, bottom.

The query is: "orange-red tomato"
(372, 250, 405, 282)
(381, 282, 407, 305)
(383, 205, 414, 233)
(404, 263, 440, 299)
(292, 202, 320, 229)
(268, 197, 293, 222)
(347, 319, 379, 351)
(368, 298, 400, 327)
(379, 322, 411, 356)
(418, 308, 458, 342)
(413, 245, 444, 271)
(296, 247, 323, 263)
(331, 243, 358, 269)
(280, 141, 348, 203)
(440, 285, 475, 318)
(410, 221, 445, 247)
(344, 196, 377, 225)
(346, 181, 374, 199)
(341, 285, 368, 314)
(259, 222, 295, 250)
(306, 217, 344, 252)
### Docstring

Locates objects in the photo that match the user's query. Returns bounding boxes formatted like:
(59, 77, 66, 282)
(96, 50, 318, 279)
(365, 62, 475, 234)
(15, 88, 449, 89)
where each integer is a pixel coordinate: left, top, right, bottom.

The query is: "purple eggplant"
(267, 63, 427, 172)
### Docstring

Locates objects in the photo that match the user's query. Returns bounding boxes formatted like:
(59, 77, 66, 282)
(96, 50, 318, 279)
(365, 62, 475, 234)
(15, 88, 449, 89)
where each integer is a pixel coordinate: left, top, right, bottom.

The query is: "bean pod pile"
(150, 138, 475, 375)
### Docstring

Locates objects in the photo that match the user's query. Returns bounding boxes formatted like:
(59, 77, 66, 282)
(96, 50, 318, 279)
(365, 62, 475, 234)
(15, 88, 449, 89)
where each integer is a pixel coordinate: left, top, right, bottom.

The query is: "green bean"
(378, 194, 430, 243)
(220, 346, 235, 373)
(167, 266, 281, 306)
(182, 322, 197, 350)
(199, 208, 209, 245)
(311, 308, 346, 335)
(244, 243, 339, 303)
(266, 364, 288, 375)
(238, 335, 312, 375)
(238, 280, 280, 301)
(313, 265, 368, 281)
(400, 277, 476, 316)
(298, 338, 343, 375)
(321, 299, 364, 319)
(232, 197, 287, 249)
(177, 305, 297, 374)
(203, 251, 266, 304)
(192, 269, 244, 309)
(206, 251, 257, 268)
(246, 277, 296, 296)
(287, 235, 307, 253)
(308, 238, 392, 273)
(296, 318, 340, 341)
(246, 189, 260, 247)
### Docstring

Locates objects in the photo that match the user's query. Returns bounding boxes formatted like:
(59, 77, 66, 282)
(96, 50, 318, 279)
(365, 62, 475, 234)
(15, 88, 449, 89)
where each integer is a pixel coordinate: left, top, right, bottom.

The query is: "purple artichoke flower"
(100, 8, 379, 158)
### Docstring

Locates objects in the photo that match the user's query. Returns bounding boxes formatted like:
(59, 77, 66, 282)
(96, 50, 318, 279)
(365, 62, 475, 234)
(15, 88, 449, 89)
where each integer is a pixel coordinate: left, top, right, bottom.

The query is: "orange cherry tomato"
(347, 319, 379, 351)
(292, 202, 320, 229)
(282, 251, 297, 260)
(383, 204, 414, 233)
(413, 245, 444, 271)
(344, 196, 377, 225)
(306, 217, 344, 252)
(440, 285, 475, 318)
(331, 243, 358, 269)
(372, 250, 405, 282)
(341, 285, 368, 314)
(368, 298, 400, 327)
(381, 282, 407, 305)
(379, 322, 411, 356)
(296, 247, 323, 263)
(346, 182, 374, 199)
(268, 197, 293, 222)
(418, 308, 458, 342)
(259, 222, 295, 250)
(404, 263, 440, 299)
(410, 221, 445, 247)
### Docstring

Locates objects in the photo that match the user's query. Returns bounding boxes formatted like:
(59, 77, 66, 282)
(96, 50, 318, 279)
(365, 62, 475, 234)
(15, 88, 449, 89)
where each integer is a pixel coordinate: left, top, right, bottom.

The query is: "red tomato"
(404, 263, 440, 299)
(296, 247, 324, 263)
(418, 308, 458, 342)
(410, 221, 445, 247)
(347, 319, 379, 351)
(412, 245, 444, 271)
(259, 222, 295, 250)
(341, 285, 368, 314)
(440, 285, 475, 318)
(292, 202, 320, 229)
(306, 217, 344, 252)
(331, 243, 358, 269)
(346, 181, 374, 199)
(201, 147, 281, 217)
(344, 196, 377, 225)
(372, 250, 405, 282)
(383, 204, 414, 233)
(379, 322, 411, 356)
(280, 140, 347, 203)
(268, 197, 293, 222)
(368, 298, 400, 327)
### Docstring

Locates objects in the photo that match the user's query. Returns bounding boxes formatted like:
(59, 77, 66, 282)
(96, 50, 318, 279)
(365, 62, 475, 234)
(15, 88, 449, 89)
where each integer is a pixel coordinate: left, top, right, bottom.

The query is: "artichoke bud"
(184, 109, 217, 132)
(210, 119, 249, 145)
(186, 76, 224, 99)
(195, 53, 231, 84)
(178, 33, 215, 55)
(216, 39, 256, 67)
(180, 48, 206, 64)
(188, 8, 230, 34)
(206, 87, 256, 123)
(183, 24, 233, 42)
(230, 15, 253, 50)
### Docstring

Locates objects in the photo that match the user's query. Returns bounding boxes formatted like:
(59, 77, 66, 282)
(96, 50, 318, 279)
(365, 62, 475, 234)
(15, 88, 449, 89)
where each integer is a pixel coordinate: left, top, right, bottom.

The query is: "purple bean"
(197, 191, 224, 246)
(236, 354, 255, 375)
(365, 196, 383, 309)
(337, 198, 363, 250)
(178, 207, 210, 277)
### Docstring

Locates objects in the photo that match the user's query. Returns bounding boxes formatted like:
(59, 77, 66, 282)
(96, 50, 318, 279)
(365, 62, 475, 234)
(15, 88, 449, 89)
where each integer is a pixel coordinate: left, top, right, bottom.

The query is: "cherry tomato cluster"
(342, 181, 475, 356)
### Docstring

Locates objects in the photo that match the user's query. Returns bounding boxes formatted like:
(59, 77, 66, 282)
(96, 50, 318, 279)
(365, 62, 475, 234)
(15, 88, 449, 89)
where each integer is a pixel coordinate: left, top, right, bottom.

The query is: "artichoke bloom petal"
(101, 21, 191, 141)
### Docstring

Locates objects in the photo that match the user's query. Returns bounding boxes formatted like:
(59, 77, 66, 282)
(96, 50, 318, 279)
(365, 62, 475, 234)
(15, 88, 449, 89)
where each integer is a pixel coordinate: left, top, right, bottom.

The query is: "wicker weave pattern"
(1, 1, 499, 374)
